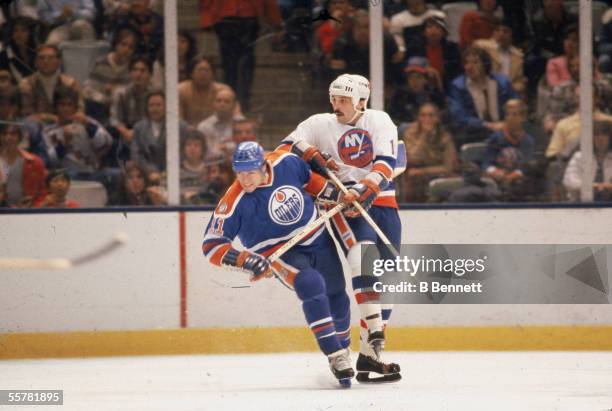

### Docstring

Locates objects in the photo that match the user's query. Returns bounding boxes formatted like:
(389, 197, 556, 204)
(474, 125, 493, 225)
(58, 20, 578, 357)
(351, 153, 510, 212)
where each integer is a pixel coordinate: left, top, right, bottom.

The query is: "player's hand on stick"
(342, 179, 380, 217)
(302, 147, 339, 178)
(317, 181, 342, 204)
(222, 249, 273, 281)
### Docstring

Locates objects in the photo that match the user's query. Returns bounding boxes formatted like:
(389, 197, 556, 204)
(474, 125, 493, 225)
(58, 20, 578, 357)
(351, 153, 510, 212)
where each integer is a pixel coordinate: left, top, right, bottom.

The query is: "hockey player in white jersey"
(280, 74, 405, 383)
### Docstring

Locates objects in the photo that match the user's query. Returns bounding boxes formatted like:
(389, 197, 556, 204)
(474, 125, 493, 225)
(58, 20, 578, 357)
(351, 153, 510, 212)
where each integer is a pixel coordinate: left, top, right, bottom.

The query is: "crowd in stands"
(0, 0, 611, 208)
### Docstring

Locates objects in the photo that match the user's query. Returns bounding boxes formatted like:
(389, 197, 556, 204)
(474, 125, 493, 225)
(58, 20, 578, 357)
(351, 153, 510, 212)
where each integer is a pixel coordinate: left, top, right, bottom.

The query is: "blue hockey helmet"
(232, 141, 265, 172)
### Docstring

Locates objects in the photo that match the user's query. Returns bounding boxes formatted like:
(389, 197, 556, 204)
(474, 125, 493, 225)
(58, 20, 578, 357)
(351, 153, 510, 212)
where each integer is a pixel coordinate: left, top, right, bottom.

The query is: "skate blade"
(356, 371, 401, 384)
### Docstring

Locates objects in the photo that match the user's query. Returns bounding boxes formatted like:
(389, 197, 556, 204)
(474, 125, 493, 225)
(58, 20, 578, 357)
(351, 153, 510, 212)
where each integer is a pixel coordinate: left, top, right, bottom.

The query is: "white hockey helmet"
(349, 74, 370, 109)
(329, 74, 361, 109)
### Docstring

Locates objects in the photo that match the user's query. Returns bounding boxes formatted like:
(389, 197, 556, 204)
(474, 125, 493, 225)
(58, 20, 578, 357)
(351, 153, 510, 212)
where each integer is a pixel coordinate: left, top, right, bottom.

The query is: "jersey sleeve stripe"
(372, 162, 393, 179)
(374, 155, 396, 169)
(202, 238, 227, 255)
(303, 172, 326, 196)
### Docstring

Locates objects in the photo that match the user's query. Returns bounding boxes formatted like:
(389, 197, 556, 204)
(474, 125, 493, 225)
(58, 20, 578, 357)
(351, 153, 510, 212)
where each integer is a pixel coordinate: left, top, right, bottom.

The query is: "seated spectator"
(474, 17, 525, 92)
(0, 182, 7, 207)
(525, 0, 577, 92)
(389, 0, 445, 62)
(110, 0, 163, 61)
(178, 56, 236, 127)
(402, 102, 457, 202)
(563, 121, 612, 202)
(108, 162, 166, 206)
(0, 16, 38, 84)
(331, 9, 403, 85)
(190, 157, 234, 205)
(545, 87, 612, 200)
(40, 86, 112, 179)
(18, 44, 84, 124)
(0, 87, 21, 125)
(316, 0, 354, 61)
(598, 8, 612, 73)
(448, 46, 517, 145)
(459, 0, 503, 49)
(404, 15, 461, 91)
(232, 118, 259, 146)
(37, 0, 96, 45)
(109, 56, 153, 160)
(197, 87, 245, 161)
(130, 90, 188, 175)
(83, 28, 137, 122)
(0, 71, 13, 93)
(151, 30, 198, 89)
(0, 124, 47, 207)
(482, 99, 535, 200)
(545, 24, 578, 89)
(388, 57, 445, 125)
(447, 162, 500, 203)
(33, 168, 80, 208)
(180, 130, 208, 204)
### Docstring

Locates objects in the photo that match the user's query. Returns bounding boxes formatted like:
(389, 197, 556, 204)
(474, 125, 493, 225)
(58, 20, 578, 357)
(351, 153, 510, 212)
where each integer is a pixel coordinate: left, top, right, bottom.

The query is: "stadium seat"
(460, 142, 488, 164)
(59, 40, 110, 86)
(68, 180, 108, 207)
(441, 2, 477, 43)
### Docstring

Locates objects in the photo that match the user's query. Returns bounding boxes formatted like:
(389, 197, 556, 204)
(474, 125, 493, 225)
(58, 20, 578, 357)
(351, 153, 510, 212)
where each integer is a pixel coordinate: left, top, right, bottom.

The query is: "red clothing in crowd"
(318, 21, 344, 56)
(199, 0, 282, 28)
(459, 11, 495, 49)
(19, 149, 48, 204)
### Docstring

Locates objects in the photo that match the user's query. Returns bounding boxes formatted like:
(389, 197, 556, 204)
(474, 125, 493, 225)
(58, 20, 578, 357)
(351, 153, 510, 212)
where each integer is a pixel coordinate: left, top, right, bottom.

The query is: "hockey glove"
(342, 179, 381, 217)
(317, 180, 342, 204)
(292, 142, 339, 178)
(222, 248, 272, 281)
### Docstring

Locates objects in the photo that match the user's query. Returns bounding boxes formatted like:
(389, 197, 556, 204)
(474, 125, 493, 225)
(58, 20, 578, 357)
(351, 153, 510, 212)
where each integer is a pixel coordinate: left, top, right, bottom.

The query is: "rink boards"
(1, 207, 612, 358)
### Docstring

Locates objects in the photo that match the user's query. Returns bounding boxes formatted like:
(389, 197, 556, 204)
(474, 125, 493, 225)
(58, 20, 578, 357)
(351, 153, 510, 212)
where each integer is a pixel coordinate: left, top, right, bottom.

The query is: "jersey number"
(209, 217, 224, 236)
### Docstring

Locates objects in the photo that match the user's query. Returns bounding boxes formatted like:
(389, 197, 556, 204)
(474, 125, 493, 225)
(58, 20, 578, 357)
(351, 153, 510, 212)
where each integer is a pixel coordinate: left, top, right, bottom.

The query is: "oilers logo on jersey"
(268, 185, 304, 225)
(337, 128, 373, 168)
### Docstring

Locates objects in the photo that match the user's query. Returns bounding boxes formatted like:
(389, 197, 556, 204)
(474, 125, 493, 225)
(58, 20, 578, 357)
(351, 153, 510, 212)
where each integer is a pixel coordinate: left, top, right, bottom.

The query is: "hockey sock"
(328, 290, 351, 349)
(347, 241, 383, 358)
(294, 268, 342, 356)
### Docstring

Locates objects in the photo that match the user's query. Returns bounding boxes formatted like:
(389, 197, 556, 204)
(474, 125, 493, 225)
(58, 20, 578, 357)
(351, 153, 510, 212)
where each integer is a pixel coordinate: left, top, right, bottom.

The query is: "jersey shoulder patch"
(215, 181, 244, 216)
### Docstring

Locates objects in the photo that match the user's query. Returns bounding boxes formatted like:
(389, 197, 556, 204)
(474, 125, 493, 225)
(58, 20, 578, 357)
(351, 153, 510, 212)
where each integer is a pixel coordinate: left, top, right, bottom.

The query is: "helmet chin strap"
(347, 105, 365, 125)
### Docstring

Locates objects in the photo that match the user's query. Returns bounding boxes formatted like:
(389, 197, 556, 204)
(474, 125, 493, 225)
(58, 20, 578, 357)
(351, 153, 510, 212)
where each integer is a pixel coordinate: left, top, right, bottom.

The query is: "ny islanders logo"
(337, 128, 373, 168)
(268, 186, 304, 225)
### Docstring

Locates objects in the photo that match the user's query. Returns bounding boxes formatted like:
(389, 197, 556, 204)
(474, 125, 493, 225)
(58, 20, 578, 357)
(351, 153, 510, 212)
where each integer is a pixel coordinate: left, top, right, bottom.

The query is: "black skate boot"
(356, 331, 401, 384)
(328, 349, 355, 388)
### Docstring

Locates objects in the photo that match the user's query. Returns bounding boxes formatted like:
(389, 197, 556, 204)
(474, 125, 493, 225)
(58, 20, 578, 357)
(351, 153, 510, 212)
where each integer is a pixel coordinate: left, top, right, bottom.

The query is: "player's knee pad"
(294, 268, 326, 302)
(347, 241, 374, 275)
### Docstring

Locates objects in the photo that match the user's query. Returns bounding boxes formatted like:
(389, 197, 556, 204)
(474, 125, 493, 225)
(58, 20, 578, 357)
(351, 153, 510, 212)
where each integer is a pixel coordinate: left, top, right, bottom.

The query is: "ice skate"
(328, 348, 355, 388)
(356, 331, 401, 384)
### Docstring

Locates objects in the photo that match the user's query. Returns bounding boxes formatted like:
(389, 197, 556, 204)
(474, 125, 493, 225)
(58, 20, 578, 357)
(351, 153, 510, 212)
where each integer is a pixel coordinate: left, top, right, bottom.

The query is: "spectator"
(459, 0, 503, 49)
(40, 86, 112, 178)
(192, 156, 233, 204)
(316, 0, 354, 60)
(83, 28, 137, 122)
(232, 118, 259, 145)
(448, 46, 517, 145)
(197, 87, 245, 161)
(598, 8, 612, 74)
(151, 30, 198, 89)
(200, 0, 282, 112)
(180, 130, 207, 204)
(388, 57, 445, 125)
(108, 162, 166, 206)
(111, 0, 163, 61)
(33, 168, 80, 208)
(130, 90, 188, 174)
(0, 181, 7, 207)
(331, 9, 403, 85)
(402, 102, 457, 202)
(404, 15, 461, 91)
(0, 71, 13, 93)
(389, 0, 445, 61)
(525, 0, 577, 91)
(563, 121, 612, 202)
(0, 16, 38, 84)
(109, 56, 153, 155)
(545, 24, 578, 89)
(0, 87, 21, 125)
(446, 161, 500, 203)
(0, 123, 47, 207)
(18, 44, 84, 124)
(178, 56, 235, 127)
(481, 99, 535, 201)
(37, 0, 96, 45)
(474, 17, 525, 92)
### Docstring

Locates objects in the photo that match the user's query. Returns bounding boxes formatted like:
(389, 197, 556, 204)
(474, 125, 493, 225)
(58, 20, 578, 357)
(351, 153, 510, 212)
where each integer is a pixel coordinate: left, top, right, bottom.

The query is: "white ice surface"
(1, 352, 611, 411)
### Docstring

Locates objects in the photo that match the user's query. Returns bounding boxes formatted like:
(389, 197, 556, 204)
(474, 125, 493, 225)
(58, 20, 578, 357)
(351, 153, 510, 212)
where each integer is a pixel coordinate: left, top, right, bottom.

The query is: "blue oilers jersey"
(203, 151, 325, 264)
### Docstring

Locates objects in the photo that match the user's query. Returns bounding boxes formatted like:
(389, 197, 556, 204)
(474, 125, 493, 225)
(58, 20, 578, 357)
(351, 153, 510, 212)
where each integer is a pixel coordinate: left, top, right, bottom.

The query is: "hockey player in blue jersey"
(202, 141, 355, 387)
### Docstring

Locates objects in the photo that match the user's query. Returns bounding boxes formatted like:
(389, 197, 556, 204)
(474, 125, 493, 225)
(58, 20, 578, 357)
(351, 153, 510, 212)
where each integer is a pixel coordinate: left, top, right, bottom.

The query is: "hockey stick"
(326, 170, 400, 257)
(0, 232, 128, 270)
